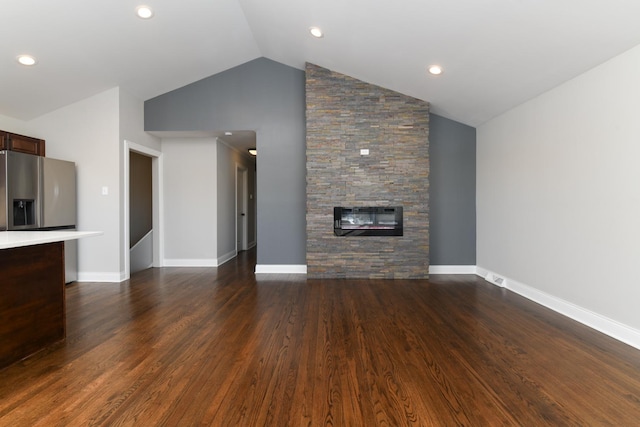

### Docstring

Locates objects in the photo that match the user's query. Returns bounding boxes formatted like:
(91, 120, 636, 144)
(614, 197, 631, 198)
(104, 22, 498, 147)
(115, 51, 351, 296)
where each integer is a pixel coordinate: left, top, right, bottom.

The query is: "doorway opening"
(236, 164, 249, 252)
(124, 140, 163, 280)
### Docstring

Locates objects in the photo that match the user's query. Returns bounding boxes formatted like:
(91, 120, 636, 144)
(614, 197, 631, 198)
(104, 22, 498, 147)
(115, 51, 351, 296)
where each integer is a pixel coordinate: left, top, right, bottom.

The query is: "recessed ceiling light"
(309, 27, 323, 38)
(136, 5, 154, 19)
(17, 55, 37, 66)
(248, 148, 257, 156)
(428, 65, 443, 75)
(224, 132, 233, 136)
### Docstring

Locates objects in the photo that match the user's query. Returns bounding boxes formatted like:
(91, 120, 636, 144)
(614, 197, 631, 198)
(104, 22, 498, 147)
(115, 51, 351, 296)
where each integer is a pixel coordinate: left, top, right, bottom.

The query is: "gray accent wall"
(145, 58, 306, 266)
(429, 114, 476, 265)
(145, 57, 476, 269)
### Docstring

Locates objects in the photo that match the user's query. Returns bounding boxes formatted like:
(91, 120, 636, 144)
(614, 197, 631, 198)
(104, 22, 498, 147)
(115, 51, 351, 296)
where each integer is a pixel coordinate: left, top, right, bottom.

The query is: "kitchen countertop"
(0, 230, 102, 250)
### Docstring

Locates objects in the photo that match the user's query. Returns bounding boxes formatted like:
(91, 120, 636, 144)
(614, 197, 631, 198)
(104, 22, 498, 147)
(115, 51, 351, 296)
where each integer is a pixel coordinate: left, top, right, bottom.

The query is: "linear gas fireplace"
(334, 206, 403, 236)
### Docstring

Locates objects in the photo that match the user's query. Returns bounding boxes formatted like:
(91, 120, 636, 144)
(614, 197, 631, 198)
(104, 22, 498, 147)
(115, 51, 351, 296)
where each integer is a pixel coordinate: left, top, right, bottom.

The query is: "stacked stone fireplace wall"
(306, 63, 430, 279)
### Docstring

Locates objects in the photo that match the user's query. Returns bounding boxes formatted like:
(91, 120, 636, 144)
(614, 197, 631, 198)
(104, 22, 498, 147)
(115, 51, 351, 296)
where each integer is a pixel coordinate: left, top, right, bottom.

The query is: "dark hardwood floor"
(1, 249, 640, 426)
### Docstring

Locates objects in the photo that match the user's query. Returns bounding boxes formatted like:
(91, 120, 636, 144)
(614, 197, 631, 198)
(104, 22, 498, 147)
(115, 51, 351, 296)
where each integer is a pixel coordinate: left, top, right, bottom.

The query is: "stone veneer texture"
(306, 63, 430, 279)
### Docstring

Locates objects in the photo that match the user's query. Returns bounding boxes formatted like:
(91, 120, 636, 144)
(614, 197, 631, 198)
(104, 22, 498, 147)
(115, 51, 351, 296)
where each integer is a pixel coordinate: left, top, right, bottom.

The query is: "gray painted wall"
(145, 58, 306, 266)
(429, 114, 476, 265)
(145, 58, 476, 267)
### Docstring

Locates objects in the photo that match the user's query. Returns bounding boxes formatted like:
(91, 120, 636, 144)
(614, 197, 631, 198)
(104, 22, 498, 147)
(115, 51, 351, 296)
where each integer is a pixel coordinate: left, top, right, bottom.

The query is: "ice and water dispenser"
(12, 199, 36, 227)
(1, 150, 41, 230)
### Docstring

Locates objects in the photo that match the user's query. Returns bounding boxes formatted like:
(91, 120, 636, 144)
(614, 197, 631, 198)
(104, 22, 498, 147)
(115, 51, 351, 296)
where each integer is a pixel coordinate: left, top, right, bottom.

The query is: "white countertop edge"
(0, 231, 103, 250)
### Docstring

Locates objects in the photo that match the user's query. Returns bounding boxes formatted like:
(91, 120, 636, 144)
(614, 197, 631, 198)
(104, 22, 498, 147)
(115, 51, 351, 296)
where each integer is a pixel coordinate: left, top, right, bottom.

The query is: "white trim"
(476, 266, 491, 281)
(429, 265, 477, 275)
(217, 249, 237, 266)
(76, 272, 124, 283)
(163, 259, 218, 267)
(476, 266, 640, 351)
(255, 264, 307, 274)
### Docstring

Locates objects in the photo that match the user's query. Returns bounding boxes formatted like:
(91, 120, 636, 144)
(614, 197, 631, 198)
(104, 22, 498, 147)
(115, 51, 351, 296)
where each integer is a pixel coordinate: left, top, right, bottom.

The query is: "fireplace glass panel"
(334, 206, 403, 236)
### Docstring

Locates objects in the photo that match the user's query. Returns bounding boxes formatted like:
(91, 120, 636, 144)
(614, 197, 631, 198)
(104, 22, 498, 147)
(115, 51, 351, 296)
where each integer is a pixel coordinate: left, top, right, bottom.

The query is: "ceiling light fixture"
(224, 132, 233, 136)
(309, 27, 323, 38)
(248, 148, 257, 156)
(17, 55, 37, 66)
(136, 5, 154, 19)
(428, 65, 443, 75)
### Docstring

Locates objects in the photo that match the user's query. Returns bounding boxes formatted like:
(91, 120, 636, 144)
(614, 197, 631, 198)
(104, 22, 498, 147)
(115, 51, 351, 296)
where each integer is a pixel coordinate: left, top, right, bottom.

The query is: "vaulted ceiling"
(4, 0, 640, 127)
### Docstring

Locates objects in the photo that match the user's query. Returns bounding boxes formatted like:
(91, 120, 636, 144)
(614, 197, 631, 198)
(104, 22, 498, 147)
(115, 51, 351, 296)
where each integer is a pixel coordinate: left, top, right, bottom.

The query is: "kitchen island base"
(0, 242, 65, 370)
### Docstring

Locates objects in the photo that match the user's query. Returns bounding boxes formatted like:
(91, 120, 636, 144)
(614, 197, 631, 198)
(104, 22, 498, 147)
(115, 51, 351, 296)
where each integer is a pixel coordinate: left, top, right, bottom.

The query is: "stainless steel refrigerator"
(1, 150, 77, 281)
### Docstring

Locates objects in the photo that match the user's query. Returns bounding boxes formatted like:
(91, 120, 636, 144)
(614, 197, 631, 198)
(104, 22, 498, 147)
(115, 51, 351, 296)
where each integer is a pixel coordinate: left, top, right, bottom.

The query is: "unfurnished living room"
(2, 1, 640, 425)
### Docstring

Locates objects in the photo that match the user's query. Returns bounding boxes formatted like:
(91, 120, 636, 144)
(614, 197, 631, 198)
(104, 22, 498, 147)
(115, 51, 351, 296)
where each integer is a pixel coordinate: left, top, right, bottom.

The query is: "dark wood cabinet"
(0, 242, 65, 370)
(0, 131, 7, 150)
(0, 130, 46, 156)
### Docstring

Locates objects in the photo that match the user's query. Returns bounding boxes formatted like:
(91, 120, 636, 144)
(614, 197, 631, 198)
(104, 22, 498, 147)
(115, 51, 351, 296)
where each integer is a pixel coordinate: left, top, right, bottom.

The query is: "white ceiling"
(3, 0, 640, 127)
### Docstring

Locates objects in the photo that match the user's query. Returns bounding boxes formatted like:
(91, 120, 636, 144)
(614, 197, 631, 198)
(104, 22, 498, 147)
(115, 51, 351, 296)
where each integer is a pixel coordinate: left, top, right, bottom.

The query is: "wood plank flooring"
(1, 249, 640, 426)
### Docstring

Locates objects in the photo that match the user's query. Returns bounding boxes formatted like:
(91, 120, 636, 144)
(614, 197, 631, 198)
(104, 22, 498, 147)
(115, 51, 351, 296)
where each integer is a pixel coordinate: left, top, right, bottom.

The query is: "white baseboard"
(165, 251, 239, 267)
(76, 272, 124, 283)
(255, 264, 307, 274)
(217, 250, 237, 266)
(429, 265, 477, 274)
(163, 258, 218, 267)
(476, 266, 640, 351)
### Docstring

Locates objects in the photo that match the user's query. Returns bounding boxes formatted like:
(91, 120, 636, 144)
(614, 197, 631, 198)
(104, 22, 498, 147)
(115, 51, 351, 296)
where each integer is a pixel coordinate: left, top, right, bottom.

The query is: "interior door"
(236, 166, 245, 251)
